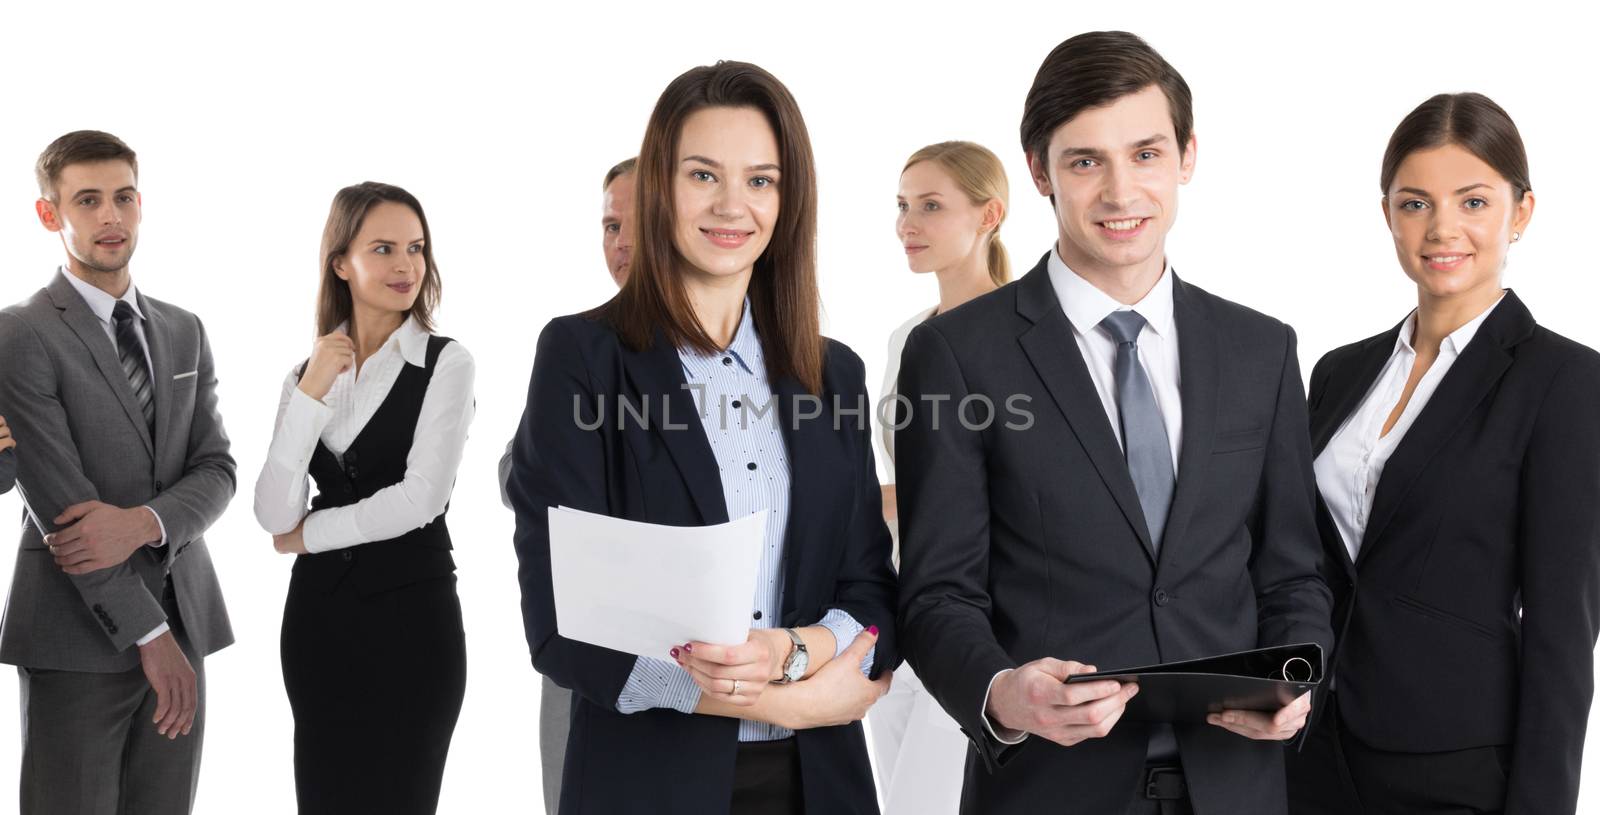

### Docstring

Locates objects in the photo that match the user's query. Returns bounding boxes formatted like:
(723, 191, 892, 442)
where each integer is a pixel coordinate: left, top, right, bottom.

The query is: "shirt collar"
(59, 266, 142, 326)
(1046, 246, 1176, 340)
(335, 314, 429, 367)
(679, 297, 760, 379)
(1395, 291, 1506, 357)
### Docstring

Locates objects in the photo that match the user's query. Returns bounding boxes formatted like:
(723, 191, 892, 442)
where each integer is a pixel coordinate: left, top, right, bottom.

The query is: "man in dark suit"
(497, 155, 635, 815)
(895, 31, 1333, 814)
(0, 131, 235, 814)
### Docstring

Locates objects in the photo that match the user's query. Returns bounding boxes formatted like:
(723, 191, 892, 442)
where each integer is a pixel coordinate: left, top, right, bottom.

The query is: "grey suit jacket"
(0, 271, 235, 672)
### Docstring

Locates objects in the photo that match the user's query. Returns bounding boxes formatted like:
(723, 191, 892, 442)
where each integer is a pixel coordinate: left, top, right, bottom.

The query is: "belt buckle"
(1144, 765, 1186, 801)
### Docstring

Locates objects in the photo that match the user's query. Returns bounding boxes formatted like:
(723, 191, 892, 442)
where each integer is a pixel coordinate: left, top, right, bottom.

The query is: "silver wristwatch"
(776, 628, 808, 684)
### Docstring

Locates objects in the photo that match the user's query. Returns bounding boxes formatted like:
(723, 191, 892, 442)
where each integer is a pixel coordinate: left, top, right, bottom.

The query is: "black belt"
(1143, 764, 1187, 801)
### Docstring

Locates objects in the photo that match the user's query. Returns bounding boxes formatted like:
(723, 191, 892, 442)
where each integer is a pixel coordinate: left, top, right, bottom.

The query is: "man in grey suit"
(500, 156, 634, 814)
(0, 130, 235, 814)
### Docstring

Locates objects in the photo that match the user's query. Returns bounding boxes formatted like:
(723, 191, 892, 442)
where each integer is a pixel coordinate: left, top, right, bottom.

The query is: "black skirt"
(281, 570, 467, 815)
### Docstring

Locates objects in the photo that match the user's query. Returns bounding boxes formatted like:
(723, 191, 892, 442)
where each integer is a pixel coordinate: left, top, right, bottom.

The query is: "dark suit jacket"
(895, 256, 1334, 815)
(506, 313, 898, 815)
(1307, 290, 1600, 815)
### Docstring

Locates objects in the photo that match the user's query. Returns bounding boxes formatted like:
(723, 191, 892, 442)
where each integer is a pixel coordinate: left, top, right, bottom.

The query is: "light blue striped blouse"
(614, 299, 870, 741)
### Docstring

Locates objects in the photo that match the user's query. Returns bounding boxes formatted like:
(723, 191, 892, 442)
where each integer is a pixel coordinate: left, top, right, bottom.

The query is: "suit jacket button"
(155, 481, 164, 492)
(1153, 588, 1171, 606)
(342, 551, 353, 562)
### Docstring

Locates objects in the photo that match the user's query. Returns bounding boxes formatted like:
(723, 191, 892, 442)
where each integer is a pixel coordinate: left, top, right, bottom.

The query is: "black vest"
(294, 335, 456, 597)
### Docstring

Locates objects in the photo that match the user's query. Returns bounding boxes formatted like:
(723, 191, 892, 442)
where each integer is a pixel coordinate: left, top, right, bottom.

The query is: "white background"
(2, 1, 1598, 811)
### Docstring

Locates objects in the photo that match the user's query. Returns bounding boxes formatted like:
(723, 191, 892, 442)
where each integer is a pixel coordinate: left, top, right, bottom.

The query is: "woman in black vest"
(253, 182, 473, 814)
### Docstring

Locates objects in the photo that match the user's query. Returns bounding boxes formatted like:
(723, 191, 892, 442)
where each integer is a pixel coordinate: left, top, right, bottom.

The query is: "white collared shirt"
(253, 316, 475, 553)
(1314, 294, 1505, 562)
(1046, 247, 1183, 468)
(59, 267, 155, 377)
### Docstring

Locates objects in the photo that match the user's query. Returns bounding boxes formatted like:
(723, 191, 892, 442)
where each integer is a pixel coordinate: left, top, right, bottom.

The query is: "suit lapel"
(619, 331, 727, 525)
(1159, 275, 1218, 565)
(140, 293, 174, 463)
(1015, 259, 1157, 563)
(1306, 325, 1398, 578)
(46, 274, 154, 456)
(1355, 292, 1532, 567)
(1310, 326, 1401, 458)
(772, 374, 815, 619)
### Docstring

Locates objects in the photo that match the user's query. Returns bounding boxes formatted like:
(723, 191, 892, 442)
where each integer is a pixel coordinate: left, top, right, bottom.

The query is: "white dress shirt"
(60, 268, 171, 646)
(1314, 295, 1504, 563)
(253, 317, 475, 553)
(982, 248, 1182, 745)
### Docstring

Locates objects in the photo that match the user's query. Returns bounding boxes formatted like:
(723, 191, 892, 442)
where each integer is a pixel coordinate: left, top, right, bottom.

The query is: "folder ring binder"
(1279, 656, 1313, 683)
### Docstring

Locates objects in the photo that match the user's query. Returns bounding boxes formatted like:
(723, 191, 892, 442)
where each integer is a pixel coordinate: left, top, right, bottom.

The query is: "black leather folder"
(1064, 642, 1323, 723)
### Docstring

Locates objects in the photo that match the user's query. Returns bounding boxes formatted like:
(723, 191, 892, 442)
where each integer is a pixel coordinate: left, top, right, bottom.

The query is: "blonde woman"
(872, 141, 1008, 814)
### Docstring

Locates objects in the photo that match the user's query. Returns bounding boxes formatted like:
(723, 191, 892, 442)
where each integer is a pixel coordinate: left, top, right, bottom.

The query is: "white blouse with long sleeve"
(253, 317, 475, 553)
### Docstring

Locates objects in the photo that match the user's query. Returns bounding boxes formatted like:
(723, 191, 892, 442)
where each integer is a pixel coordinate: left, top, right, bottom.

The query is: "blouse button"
(722, 357, 733, 367)
(747, 462, 758, 471)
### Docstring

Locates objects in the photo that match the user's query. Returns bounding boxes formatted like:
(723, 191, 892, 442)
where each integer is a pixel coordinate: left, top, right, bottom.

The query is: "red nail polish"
(684, 643, 693, 653)
(670, 648, 679, 659)
(867, 625, 879, 637)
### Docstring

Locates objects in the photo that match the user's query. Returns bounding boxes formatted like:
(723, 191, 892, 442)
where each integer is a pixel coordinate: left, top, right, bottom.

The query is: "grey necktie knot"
(112, 300, 137, 325)
(1100, 310, 1147, 346)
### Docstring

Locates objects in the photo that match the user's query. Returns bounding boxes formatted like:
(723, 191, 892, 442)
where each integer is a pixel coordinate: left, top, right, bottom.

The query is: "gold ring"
(731, 679, 742, 696)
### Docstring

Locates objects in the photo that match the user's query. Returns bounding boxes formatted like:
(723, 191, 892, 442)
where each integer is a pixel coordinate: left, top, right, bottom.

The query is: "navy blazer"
(507, 312, 898, 815)
(1307, 290, 1600, 815)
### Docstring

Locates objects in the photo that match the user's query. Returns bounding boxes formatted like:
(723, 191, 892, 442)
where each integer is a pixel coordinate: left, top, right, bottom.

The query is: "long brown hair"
(597, 61, 823, 394)
(904, 141, 1012, 286)
(316, 182, 441, 337)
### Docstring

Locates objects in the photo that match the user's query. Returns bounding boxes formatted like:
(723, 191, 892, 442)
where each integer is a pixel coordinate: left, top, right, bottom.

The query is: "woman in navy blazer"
(1286, 94, 1600, 815)
(507, 61, 897, 815)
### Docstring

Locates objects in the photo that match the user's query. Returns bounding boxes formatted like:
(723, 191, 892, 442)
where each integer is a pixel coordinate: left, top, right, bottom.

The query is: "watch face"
(786, 649, 809, 682)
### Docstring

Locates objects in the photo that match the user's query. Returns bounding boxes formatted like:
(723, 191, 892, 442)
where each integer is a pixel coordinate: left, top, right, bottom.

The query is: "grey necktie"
(1101, 309, 1182, 762)
(1100, 310, 1175, 552)
(112, 300, 156, 434)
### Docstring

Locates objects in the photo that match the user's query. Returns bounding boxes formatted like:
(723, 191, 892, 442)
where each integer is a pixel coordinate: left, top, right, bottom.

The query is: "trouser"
(540, 674, 571, 814)
(18, 580, 206, 815)
(731, 737, 802, 815)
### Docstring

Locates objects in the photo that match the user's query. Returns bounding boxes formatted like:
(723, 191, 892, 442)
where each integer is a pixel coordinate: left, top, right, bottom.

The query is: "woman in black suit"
(1287, 93, 1600, 814)
(506, 61, 897, 815)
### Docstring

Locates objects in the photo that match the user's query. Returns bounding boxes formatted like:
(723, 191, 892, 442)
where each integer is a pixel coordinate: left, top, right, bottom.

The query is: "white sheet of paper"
(547, 505, 767, 660)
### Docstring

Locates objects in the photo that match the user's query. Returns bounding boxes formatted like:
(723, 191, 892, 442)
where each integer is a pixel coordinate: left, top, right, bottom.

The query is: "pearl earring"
(1512, 232, 1521, 242)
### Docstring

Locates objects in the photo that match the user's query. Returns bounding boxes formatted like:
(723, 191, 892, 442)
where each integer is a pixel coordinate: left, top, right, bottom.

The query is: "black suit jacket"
(506, 313, 898, 815)
(1307, 290, 1600, 815)
(895, 256, 1334, 815)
